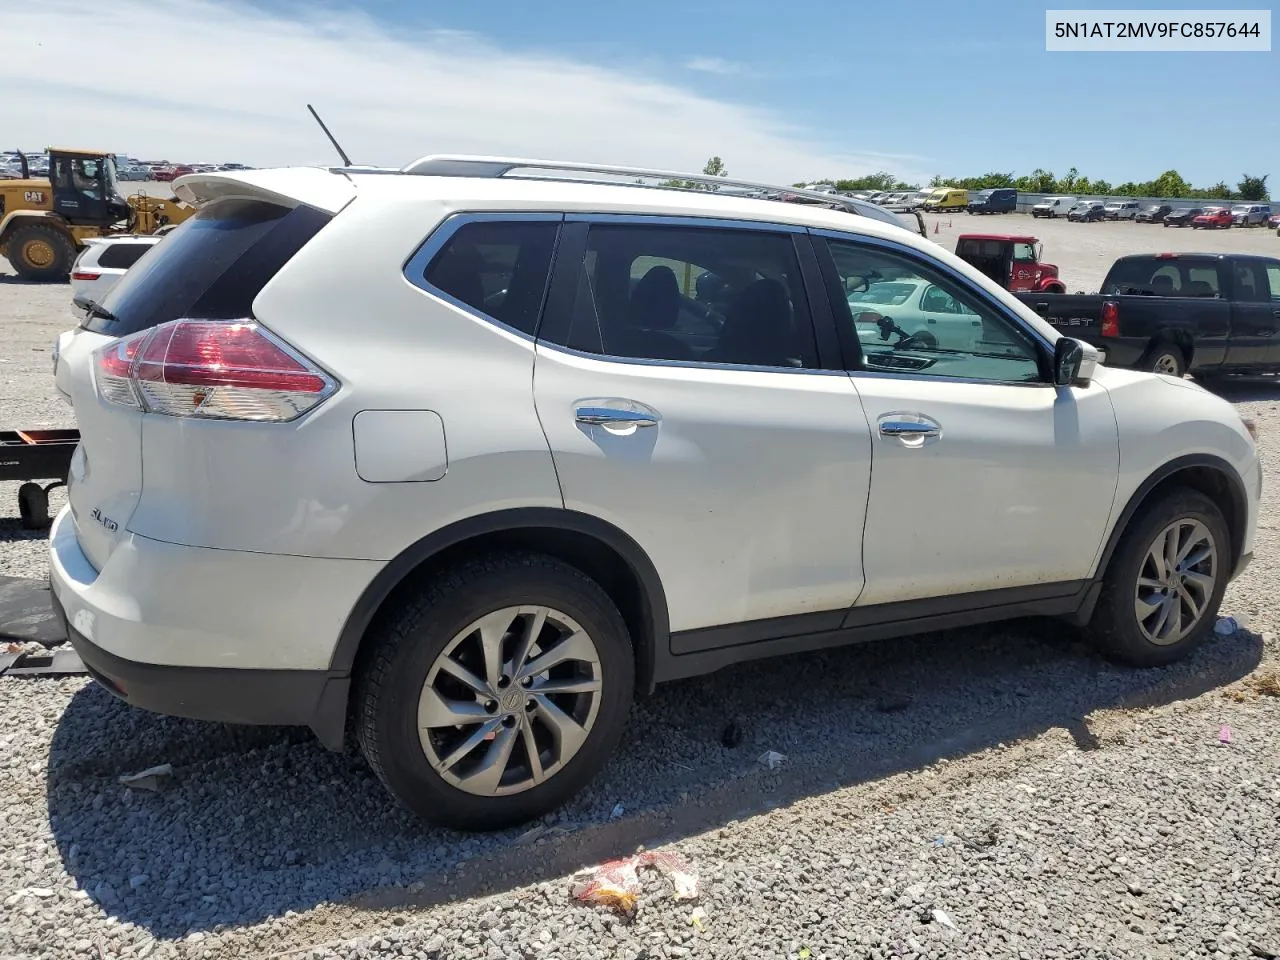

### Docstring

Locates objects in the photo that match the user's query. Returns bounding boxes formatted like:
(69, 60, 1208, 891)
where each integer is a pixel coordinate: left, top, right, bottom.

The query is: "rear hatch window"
(89, 198, 332, 337)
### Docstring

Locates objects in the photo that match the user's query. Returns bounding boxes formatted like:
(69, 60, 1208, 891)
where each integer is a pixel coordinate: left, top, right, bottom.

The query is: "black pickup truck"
(1015, 252, 1280, 377)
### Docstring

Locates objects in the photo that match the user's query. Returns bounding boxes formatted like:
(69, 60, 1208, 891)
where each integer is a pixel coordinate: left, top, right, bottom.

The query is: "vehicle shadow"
(45, 618, 1263, 940)
(0, 274, 57, 286)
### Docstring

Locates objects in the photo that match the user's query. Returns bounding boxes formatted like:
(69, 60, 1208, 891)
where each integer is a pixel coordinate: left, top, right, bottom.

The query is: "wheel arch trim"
(327, 508, 670, 684)
(0, 209, 69, 249)
(1093, 453, 1247, 583)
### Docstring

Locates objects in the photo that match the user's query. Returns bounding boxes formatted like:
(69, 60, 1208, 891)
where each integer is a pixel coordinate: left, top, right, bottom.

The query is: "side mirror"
(1053, 337, 1096, 386)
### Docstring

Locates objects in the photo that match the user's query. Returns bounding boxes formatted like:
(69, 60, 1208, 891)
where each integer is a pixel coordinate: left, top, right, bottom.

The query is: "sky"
(1, 0, 1275, 188)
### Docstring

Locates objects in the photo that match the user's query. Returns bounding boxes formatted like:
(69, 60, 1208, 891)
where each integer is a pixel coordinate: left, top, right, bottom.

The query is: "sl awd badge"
(90, 508, 118, 533)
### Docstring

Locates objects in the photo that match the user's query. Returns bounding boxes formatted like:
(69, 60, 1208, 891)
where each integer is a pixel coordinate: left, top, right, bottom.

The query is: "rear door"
(532, 216, 872, 639)
(1224, 259, 1279, 367)
(1238, 259, 1280, 364)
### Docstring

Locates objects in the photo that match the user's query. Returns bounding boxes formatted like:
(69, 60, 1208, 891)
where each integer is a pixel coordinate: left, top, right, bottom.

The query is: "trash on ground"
(572, 850, 698, 915)
(117, 764, 174, 792)
(1219, 725, 1233, 745)
(933, 836, 946, 846)
(515, 825, 546, 845)
(931, 908, 957, 929)
(1015, 783, 1038, 794)
(798, 948, 812, 959)
(757, 750, 786, 770)
(689, 906, 707, 929)
(610, 802, 625, 819)
(1215, 614, 1247, 636)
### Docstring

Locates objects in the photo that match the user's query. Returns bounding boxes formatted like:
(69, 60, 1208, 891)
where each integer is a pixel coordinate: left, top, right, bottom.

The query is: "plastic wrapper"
(572, 850, 698, 914)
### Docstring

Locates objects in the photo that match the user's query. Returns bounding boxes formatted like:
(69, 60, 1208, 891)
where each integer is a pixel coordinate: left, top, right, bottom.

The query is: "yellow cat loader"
(0, 148, 196, 281)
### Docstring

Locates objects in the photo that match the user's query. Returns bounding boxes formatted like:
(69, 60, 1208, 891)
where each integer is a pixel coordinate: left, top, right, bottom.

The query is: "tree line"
(800, 169, 1270, 201)
(662, 157, 1270, 202)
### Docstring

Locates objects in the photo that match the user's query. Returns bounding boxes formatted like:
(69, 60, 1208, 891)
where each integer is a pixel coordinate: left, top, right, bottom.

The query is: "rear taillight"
(92, 319, 336, 422)
(1100, 301, 1120, 338)
(72, 271, 100, 281)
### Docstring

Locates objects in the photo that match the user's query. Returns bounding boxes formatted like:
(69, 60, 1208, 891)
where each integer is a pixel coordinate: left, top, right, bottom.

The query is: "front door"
(533, 217, 871, 635)
(815, 232, 1119, 608)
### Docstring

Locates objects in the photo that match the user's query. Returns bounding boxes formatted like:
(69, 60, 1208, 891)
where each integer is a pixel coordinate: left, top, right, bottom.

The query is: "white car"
(48, 156, 1261, 831)
(847, 277, 984, 352)
(69, 235, 163, 307)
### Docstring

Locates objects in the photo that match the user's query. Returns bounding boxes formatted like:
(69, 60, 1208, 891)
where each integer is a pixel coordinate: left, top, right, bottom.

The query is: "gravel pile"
(2, 253, 1280, 959)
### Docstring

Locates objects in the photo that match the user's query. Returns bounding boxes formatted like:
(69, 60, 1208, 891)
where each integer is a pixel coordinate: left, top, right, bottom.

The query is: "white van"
(1031, 196, 1077, 219)
(1034, 199, 1075, 221)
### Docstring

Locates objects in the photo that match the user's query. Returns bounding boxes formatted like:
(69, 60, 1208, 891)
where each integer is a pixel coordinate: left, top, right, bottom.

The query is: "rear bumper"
(55, 589, 349, 749)
(47, 505, 383, 748)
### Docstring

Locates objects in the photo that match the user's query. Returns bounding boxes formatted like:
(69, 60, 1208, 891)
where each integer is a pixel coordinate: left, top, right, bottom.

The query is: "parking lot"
(2, 213, 1279, 960)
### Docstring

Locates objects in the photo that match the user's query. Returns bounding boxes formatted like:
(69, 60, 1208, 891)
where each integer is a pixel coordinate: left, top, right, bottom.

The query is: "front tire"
(6, 223, 76, 282)
(355, 552, 635, 830)
(1088, 490, 1230, 667)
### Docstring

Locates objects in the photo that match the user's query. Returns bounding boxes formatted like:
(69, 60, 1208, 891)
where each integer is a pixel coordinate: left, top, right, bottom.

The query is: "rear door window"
(542, 222, 818, 369)
(90, 198, 332, 337)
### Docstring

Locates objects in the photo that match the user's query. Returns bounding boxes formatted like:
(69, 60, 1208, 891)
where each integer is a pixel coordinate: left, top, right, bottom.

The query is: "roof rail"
(399, 154, 920, 234)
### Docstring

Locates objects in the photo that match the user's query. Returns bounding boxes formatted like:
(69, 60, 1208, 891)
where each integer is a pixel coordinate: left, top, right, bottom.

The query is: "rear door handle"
(575, 405, 661, 428)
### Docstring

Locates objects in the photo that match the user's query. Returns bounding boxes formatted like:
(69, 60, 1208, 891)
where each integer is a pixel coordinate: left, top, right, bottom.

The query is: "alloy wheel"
(1133, 518, 1217, 645)
(417, 605, 603, 797)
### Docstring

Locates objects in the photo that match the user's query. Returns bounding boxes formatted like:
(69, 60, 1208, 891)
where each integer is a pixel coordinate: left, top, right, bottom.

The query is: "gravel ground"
(2, 224, 1280, 960)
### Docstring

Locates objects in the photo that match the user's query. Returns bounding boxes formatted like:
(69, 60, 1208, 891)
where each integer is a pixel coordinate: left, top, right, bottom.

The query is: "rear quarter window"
(96, 242, 156, 270)
(421, 219, 559, 336)
(91, 198, 332, 337)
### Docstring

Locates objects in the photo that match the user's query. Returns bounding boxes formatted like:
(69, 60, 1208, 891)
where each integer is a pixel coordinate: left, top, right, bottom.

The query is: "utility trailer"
(0, 429, 79, 528)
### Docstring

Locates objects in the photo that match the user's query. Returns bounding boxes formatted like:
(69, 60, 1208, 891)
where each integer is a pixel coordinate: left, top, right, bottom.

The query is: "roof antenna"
(307, 104, 352, 167)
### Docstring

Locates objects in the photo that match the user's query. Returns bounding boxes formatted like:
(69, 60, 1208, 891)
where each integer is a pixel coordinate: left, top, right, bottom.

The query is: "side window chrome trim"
(850, 368, 1055, 388)
(564, 212, 806, 234)
(808, 227, 1057, 354)
(533, 337, 852, 377)
(402, 211, 565, 343)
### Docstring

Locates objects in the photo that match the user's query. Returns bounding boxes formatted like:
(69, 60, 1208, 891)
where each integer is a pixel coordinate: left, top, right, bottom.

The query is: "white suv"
(49, 157, 1261, 831)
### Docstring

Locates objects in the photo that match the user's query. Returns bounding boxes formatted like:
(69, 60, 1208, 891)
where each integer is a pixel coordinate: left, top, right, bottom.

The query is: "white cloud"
(0, 0, 931, 184)
(685, 56, 741, 75)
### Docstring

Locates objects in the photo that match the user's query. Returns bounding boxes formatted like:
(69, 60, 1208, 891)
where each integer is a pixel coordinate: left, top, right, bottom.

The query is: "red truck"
(954, 234, 1067, 293)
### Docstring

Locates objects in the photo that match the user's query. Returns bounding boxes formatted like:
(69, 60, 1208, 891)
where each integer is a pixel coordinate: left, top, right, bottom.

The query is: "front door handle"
(878, 413, 942, 447)
(575, 406, 661, 428)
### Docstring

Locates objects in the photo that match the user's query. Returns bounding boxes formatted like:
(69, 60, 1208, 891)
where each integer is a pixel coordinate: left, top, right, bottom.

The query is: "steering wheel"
(857, 311, 935, 350)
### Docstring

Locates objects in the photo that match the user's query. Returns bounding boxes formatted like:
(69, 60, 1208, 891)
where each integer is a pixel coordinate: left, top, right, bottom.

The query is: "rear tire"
(1141, 342, 1185, 377)
(355, 552, 635, 830)
(17, 483, 49, 530)
(6, 223, 76, 282)
(1088, 489, 1229, 667)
